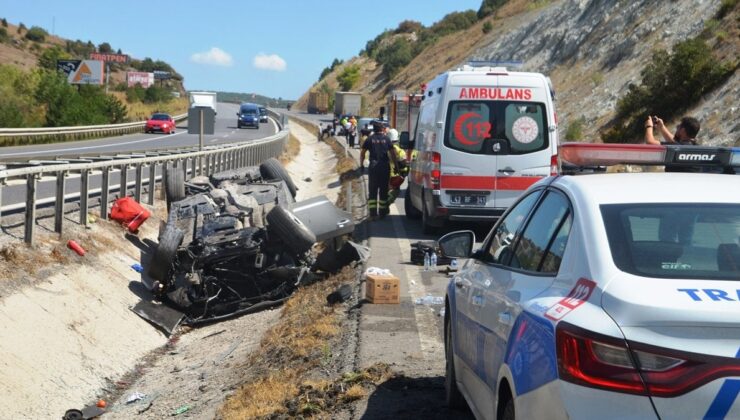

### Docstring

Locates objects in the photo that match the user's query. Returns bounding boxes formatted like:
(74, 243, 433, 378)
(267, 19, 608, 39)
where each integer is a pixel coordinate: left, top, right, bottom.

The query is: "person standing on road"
(386, 128, 408, 205)
(361, 121, 399, 219)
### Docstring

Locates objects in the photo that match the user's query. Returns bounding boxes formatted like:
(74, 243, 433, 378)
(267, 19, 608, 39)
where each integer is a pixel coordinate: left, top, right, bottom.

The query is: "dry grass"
(110, 93, 189, 121)
(220, 369, 300, 419)
(280, 132, 301, 165)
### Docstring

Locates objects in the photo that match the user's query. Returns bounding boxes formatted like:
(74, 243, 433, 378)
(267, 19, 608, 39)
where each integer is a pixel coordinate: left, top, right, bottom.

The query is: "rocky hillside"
(298, 0, 738, 146)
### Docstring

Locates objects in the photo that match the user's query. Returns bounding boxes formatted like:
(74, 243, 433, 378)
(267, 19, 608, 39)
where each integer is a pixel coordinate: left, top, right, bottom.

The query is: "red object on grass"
(67, 240, 86, 256)
(110, 197, 151, 233)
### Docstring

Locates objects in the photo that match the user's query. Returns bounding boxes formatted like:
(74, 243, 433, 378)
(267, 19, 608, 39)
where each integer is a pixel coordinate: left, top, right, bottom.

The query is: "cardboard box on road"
(366, 274, 400, 304)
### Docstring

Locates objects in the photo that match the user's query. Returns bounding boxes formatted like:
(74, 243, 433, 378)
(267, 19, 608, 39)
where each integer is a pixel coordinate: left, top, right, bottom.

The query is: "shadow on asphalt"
(360, 375, 474, 420)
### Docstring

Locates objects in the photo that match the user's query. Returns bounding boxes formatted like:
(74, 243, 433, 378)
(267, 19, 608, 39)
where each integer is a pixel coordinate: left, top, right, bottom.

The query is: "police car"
(438, 143, 740, 420)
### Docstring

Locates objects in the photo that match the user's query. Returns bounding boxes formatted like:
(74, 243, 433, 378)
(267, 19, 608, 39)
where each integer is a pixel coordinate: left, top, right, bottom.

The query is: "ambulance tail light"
(559, 143, 666, 167)
(430, 152, 441, 190)
(550, 154, 559, 176)
(557, 322, 740, 397)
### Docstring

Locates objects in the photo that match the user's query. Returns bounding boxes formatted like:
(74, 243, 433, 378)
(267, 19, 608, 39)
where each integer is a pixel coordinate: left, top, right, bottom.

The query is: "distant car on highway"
(237, 103, 260, 129)
(145, 113, 176, 134)
(259, 106, 268, 123)
(439, 143, 740, 420)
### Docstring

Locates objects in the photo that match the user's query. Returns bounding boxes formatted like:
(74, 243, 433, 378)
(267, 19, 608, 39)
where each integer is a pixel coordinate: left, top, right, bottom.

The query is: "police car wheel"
(148, 223, 184, 282)
(165, 166, 186, 212)
(445, 315, 466, 409)
(404, 188, 422, 219)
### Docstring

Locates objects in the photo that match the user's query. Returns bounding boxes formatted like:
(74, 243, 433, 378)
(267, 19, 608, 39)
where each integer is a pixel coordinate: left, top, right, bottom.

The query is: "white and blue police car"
(439, 143, 740, 420)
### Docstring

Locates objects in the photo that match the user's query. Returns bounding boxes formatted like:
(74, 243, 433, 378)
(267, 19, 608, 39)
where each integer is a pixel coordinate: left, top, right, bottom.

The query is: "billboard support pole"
(199, 109, 204, 175)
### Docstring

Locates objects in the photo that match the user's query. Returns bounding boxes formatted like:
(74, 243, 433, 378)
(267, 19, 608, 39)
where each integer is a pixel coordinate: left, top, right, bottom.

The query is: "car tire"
(260, 157, 297, 198)
(165, 166, 186, 212)
(500, 396, 515, 420)
(404, 188, 422, 219)
(266, 205, 316, 255)
(148, 223, 184, 282)
(422, 196, 438, 235)
(445, 315, 467, 410)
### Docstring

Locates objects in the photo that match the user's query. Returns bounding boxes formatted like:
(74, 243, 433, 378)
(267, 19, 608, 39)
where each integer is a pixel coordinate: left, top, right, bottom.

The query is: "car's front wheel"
(445, 313, 467, 409)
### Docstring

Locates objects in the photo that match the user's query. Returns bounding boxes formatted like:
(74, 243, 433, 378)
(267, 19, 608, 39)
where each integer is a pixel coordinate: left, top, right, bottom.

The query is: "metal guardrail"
(0, 111, 288, 244)
(0, 113, 188, 137)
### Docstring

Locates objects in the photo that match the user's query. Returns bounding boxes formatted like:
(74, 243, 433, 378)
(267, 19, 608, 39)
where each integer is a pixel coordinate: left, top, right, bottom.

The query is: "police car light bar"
(560, 143, 740, 172)
(560, 143, 666, 166)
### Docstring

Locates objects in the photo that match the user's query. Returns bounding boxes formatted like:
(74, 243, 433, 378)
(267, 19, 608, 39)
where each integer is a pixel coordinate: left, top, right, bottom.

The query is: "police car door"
(459, 189, 549, 417)
(492, 76, 555, 209)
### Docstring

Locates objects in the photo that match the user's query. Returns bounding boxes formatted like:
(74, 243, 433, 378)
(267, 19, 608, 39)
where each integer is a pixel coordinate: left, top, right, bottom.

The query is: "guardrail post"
(101, 166, 110, 220)
(161, 161, 169, 200)
(79, 169, 89, 226)
(120, 164, 128, 197)
(182, 158, 188, 181)
(135, 163, 143, 202)
(0, 179, 5, 227)
(24, 174, 38, 244)
(54, 171, 66, 233)
(148, 162, 156, 205)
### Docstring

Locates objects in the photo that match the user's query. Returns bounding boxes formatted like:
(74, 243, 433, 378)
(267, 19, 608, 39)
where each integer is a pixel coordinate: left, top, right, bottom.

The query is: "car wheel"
(266, 205, 316, 255)
(404, 188, 422, 219)
(422, 196, 438, 235)
(147, 223, 184, 282)
(445, 314, 467, 409)
(165, 166, 186, 212)
(260, 157, 297, 198)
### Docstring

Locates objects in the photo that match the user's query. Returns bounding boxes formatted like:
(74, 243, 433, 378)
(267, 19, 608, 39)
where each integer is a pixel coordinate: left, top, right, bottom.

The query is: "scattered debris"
(110, 197, 151, 233)
(303, 176, 312, 182)
(414, 295, 444, 305)
(326, 284, 353, 305)
(131, 263, 144, 273)
(67, 240, 86, 256)
(126, 391, 146, 404)
(410, 240, 452, 266)
(201, 329, 227, 339)
(96, 399, 106, 408)
(172, 404, 191, 416)
(364, 267, 391, 277)
(438, 308, 446, 317)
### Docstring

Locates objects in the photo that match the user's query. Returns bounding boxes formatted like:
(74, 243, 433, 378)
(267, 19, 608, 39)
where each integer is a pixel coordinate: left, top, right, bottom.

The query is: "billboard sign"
(56, 60, 105, 85)
(153, 70, 171, 80)
(127, 71, 155, 88)
(89, 52, 130, 64)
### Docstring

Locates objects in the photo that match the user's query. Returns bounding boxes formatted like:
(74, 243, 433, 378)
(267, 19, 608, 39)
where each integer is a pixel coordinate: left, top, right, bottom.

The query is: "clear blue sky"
(0, 0, 482, 99)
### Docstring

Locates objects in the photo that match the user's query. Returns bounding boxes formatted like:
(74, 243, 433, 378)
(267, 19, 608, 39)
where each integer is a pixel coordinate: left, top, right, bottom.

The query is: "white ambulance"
(402, 64, 559, 233)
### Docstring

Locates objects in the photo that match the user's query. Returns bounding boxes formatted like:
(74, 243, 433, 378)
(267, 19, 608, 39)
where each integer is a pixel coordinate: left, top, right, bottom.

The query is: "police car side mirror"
(438, 230, 476, 258)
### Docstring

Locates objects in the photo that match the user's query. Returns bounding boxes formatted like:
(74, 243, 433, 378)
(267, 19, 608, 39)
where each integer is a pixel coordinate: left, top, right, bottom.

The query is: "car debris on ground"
(132, 158, 367, 333)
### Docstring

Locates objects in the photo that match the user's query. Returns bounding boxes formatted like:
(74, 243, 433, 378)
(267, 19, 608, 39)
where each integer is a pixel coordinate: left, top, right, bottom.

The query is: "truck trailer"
(307, 91, 329, 114)
(189, 91, 218, 114)
(334, 91, 362, 117)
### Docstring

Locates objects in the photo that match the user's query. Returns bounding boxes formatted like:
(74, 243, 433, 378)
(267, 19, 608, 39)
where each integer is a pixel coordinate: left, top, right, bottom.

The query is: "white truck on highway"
(189, 91, 218, 114)
(334, 91, 362, 117)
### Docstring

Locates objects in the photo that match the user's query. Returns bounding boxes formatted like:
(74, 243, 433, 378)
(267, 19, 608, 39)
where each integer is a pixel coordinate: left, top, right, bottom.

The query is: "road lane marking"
(0, 131, 188, 157)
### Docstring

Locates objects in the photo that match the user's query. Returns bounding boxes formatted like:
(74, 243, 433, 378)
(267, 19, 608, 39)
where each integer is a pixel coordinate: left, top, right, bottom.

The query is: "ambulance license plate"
(450, 194, 486, 206)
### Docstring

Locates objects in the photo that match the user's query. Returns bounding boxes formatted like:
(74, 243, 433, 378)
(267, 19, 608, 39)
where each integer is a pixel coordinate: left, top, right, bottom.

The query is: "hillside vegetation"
(298, 0, 738, 145)
(0, 19, 187, 128)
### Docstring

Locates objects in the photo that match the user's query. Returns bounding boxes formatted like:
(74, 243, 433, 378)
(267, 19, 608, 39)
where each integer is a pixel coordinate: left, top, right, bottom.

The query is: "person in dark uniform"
(360, 121, 399, 219)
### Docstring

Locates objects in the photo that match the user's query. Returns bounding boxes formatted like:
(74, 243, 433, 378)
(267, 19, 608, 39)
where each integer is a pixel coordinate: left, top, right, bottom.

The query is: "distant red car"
(145, 113, 176, 134)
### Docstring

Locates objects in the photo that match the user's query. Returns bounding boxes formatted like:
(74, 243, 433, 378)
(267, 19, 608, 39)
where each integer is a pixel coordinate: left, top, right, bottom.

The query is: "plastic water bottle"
(423, 252, 431, 271)
(450, 259, 458, 270)
(430, 252, 438, 270)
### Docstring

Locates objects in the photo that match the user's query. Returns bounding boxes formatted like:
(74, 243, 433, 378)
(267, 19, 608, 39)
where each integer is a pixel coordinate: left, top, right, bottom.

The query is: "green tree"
(0, 65, 43, 127)
(2, 18, 7, 27)
(482, 21, 493, 34)
(38, 45, 70, 70)
(477, 0, 508, 19)
(24, 26, 47, 42)
(430, 10, 478, 37)
(396, 20, 423, 34)
(0, 27, 8, 43)
(376, 37, 414, 78)
(18, 23, 26, 33)
(602, 38, 734, 143)
(337, 65, 361, 91)
(98, 42, 112, 53)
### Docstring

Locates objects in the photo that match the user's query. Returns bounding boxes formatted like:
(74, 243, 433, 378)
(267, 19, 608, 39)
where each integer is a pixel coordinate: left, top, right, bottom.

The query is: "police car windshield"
(601, 203, 740, 280)
(444, 101, 548, 155)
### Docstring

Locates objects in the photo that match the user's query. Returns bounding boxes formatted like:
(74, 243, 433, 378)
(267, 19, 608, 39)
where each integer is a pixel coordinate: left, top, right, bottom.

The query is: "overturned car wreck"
(135, 158, 364, 331)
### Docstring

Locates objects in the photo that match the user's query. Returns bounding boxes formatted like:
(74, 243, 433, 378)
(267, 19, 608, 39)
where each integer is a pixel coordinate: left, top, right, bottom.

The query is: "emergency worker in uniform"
(386, 128, 408, 205)
(360, 121, 399, 219)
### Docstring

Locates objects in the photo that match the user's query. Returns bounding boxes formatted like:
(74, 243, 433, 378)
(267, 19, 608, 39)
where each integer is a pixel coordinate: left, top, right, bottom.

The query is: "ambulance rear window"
(444, 101, 548, 154)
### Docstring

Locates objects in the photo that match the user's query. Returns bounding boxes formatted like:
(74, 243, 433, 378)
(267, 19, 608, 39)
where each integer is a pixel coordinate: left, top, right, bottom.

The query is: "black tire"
(260, 158, 297, 198)
(445, 314, 467, 409)
(266, 205, 316, 255)
(500, 394, 515, 420)
(422, 197, 438, 235)
(404, 188, 422, 219)
(148, 224, 184, 282)
(165, 166, 186, 212)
